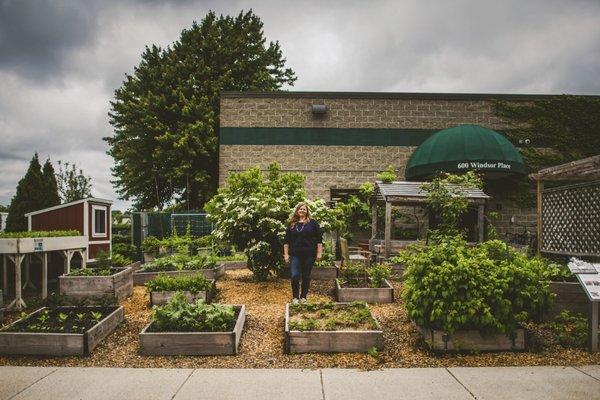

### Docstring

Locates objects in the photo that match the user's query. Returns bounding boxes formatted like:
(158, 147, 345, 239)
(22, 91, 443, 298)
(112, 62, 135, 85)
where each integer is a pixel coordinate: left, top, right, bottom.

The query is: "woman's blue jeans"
(290, 254, 315, 299)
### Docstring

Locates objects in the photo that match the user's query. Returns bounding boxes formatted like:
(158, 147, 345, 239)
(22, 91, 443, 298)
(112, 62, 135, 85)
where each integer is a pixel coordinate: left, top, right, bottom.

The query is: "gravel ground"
(1, 269, 599, 368)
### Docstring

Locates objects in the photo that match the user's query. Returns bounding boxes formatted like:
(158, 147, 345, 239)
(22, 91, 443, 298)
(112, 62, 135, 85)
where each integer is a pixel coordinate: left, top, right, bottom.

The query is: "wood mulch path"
(1, 269, 599, 368)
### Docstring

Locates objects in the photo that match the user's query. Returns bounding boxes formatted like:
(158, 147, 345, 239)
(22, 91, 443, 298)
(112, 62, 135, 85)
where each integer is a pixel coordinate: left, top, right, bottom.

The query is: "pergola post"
(6, 254, 26, 310)
(536, 180, 544, 256)
(477, 203, 485, 243)
(41, 253, 48, 300)
(371, 201, 378, 239)
(384, 201, 392, 259)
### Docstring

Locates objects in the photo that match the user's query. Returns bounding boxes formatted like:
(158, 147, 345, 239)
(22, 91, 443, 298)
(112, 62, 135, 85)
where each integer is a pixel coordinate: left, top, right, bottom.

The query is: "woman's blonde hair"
(289, 202, 311, 227)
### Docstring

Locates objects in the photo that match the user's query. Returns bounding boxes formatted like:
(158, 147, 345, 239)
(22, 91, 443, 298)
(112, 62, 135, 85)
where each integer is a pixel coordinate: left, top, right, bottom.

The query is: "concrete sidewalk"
(1, 366, 599, 400)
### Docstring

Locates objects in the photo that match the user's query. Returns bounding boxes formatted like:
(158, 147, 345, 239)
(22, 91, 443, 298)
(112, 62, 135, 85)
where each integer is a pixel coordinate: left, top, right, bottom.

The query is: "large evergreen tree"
(6, 153, 45, 232)
(41, 159, 61, 208)
(105, 10, 296, 210)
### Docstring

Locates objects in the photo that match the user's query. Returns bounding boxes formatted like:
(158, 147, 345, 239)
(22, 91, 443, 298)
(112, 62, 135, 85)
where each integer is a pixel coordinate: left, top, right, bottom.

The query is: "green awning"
(405, 124, 525, 180)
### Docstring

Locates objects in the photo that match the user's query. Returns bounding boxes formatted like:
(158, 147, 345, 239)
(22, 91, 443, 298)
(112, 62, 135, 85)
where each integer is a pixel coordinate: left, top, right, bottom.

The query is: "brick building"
(218, 91, 554, 236)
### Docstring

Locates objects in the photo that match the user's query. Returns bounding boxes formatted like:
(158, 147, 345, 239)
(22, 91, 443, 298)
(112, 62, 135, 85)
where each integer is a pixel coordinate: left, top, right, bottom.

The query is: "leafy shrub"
(112, 243, 137, 260)
(146, 274, 213, 294)
(0, 230, 80, 238)
(142, 236, 162, 255)
(366, 263, 392, 288)
(550, 311, 588, 348)
(376, 165, 396, 183)
(140, 253, 215, 272)
(152, 292, 236, 332)
(111, 253, 133, 268)
(111, 234, 130, 245)
(314, 241, 335, 268)
(339, 262, 366, 285)
(401, 235, 559, 335)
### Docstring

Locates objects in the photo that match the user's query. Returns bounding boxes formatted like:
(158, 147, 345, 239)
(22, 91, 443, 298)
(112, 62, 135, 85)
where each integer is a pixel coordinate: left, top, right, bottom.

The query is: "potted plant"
(133, 253, 225, 285)
(336, 262, 394, 303)
(139, 292, 245, 355)
(0, 305, 124, 356)
(285, 300, 383, 353)
(59, 252, 137, 300)
(146, 274, 216, 306)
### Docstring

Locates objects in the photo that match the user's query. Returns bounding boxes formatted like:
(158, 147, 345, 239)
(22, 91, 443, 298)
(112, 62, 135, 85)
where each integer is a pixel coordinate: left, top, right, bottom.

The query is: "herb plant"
(152, 292, 236, 332)
(146, 274, 213, 294)
(0, 230, 80, 238)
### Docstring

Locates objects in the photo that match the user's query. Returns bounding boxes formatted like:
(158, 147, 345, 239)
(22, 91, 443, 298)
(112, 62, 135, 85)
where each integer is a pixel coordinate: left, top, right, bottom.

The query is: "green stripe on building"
(220, 127, 439, 146)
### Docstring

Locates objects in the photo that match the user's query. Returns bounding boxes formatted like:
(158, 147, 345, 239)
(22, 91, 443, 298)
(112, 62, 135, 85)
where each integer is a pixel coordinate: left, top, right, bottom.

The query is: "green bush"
(112, 243, 137, 260)
(152, 292, 235, 332)
(366, 263, 392, 288)
(550, 311, 588, 348)
(0, 230, 80, 238)
(146, 274, 213, 294)
(314, 241, 335, 268)
(111, 234, 130, 245)
(111, 253, 133, 268)
(401, 235, 560, 335)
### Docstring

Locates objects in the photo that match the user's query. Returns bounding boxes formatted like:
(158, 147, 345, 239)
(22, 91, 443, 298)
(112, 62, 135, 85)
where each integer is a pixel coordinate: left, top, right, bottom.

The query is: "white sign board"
(33, 238, 43, 252)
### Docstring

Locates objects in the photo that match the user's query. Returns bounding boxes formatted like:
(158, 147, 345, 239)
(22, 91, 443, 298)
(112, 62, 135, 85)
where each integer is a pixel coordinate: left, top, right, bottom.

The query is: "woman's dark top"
(283, 219, 323, 257)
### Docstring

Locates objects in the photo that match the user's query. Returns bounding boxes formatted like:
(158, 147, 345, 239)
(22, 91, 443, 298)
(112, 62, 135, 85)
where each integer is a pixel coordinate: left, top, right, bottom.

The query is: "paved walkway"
(1, 366, 599, 400)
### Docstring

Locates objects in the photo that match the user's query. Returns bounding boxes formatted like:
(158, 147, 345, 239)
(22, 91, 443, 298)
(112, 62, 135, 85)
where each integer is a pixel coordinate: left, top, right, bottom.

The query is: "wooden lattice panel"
(542, 181, 600, 256)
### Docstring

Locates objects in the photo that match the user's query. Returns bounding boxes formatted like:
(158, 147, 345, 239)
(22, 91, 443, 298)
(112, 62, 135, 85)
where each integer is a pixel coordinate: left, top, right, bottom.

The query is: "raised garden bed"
(147, 274, 216, 306)
(59, 263, 138, 300)
(335, 278, 394, 303)
(285, 302, 383, 353)
(133, 264, 225, 286)
(416, 324, 526, 352)
(547, 281, 589, 319)
(0, 306, 124, 356)
(139, 296, 246, 355)
(221, 260, 248, 270)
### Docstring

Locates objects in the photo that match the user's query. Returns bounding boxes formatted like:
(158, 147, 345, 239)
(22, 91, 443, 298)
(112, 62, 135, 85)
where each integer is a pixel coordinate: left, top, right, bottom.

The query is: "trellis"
(541, 181, 600, 256)
(531, 155, 600, 257)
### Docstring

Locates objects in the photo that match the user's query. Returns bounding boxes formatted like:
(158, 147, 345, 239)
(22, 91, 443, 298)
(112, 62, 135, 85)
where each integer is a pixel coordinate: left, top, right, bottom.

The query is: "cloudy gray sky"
(1, 0, 599, 210)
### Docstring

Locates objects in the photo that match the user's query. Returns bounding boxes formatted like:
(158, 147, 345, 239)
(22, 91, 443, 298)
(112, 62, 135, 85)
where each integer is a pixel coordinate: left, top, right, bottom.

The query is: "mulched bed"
(1, 269, 599, 368)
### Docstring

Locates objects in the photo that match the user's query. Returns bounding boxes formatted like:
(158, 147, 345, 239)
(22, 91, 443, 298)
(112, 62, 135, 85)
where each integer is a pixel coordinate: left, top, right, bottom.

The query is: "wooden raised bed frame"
(139, 304, 246, 355)
(133, 263, 226, 286)
(281, 265, 339, 280)
(59, 262, 139, 300)
(149, 280, 216, 306)
(0, 306, 124, 356)
(416, 324, 525, 352)
(335, 279, 394, 303)
(284, 303, 383, 354)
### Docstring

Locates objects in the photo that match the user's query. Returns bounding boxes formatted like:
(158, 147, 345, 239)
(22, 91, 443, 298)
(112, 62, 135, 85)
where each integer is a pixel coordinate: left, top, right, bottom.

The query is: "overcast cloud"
(1, 0, 599, 210)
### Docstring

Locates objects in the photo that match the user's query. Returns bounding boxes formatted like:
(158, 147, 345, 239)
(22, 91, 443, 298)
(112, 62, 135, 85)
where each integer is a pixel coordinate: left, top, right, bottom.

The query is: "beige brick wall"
(220, 96, 515, 129)
(219, 93, 537, 237)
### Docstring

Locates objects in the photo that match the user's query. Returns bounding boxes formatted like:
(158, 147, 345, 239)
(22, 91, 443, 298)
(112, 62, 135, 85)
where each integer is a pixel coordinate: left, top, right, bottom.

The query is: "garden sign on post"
(568, 258, 600, 352)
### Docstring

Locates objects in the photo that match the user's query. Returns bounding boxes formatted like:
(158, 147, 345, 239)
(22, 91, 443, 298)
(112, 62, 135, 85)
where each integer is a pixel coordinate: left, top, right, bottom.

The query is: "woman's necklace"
(296, 220, 306, 232)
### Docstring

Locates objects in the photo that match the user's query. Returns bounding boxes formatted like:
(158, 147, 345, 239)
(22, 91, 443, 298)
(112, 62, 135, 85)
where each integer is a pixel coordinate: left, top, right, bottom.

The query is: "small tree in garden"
(56, 160, 92, 202)
(421, 171, 482, 237)
(205, 163, 305, 281)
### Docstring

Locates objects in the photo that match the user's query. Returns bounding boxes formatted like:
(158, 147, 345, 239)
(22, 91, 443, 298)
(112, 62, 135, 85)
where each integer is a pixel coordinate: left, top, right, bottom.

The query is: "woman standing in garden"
(283, 202, 323, 303)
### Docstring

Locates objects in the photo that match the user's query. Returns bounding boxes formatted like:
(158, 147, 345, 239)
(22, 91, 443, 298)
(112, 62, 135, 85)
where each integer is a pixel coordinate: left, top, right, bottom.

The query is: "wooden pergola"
(371, 181, 490, 258)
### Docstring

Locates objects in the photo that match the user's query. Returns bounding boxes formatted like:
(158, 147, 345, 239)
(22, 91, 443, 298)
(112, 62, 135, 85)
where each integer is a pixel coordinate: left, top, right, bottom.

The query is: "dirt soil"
(1, 269, 600, 369)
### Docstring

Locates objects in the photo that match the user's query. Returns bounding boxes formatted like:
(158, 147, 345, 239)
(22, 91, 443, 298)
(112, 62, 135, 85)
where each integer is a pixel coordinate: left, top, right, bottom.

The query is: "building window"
(92, 205, 107, 237)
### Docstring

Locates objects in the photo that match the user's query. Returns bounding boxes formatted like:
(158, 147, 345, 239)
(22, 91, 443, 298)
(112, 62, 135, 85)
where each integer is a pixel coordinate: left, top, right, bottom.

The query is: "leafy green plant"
(421, 171, 482, 236)
(314, 241, 335, 268)
(550, 311, 588, 348)
(140, 253, 216, 272)
(339, 262, 367, 286)
(152, 292, 236, 332)
(288, 301, 377, 331)
(0, 230, 80, 238)
(142, 236, 162, 255)
(377, 165, 397, 183)
(401, 235, 559, 336)
(146, 274, 213, 294)
(366, 263, 392, 288)
(91, 311, 103, 322)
